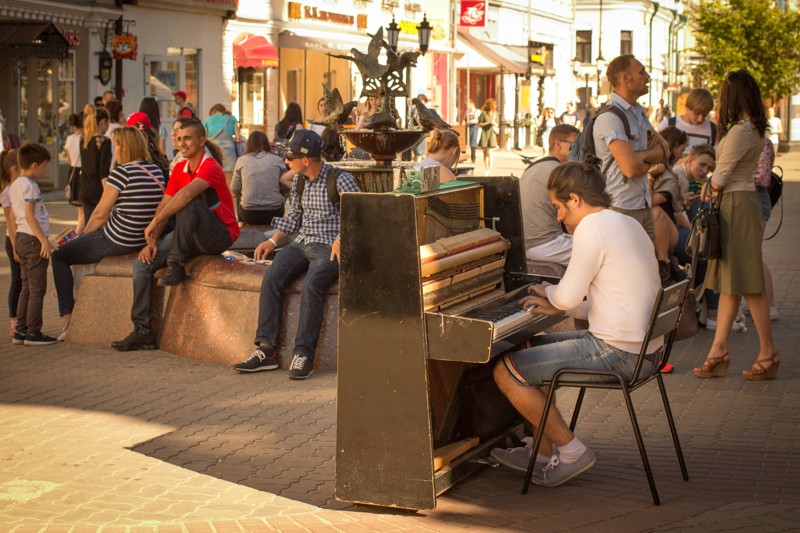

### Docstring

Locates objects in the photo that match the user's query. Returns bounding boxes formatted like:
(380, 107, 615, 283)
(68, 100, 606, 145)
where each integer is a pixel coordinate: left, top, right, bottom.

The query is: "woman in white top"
(64, 112, 84, 231)
(419, 129, 460, 183)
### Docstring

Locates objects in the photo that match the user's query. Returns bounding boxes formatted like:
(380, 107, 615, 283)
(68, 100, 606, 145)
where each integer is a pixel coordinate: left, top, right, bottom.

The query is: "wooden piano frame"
(336, 178, 563, 510)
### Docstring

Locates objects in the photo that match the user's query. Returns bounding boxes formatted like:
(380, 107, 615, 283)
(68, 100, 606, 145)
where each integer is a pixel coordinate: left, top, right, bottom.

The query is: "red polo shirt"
(167, 153, 240, 242)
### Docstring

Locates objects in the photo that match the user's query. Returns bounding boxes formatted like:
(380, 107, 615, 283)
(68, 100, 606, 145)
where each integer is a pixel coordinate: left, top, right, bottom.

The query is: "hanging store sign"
(287, 2, 356, 27)
(98, 50, 112, 85)
(112, 33, 138, 60)
(60, 29, 81, 47)
(460, 0, 486, 27)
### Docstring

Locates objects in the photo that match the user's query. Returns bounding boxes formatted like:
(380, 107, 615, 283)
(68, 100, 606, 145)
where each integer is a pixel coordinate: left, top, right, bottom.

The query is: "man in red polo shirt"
(173, 91, 195, 119)
(112, 118, 240, 351)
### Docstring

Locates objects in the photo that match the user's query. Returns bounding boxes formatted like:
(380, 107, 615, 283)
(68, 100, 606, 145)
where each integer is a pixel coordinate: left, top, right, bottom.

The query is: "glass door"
(144, 55, 185, 154)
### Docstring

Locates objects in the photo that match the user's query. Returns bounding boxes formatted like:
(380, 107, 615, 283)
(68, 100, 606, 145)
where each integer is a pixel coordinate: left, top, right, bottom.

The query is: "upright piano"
(336, 178, 565, 510)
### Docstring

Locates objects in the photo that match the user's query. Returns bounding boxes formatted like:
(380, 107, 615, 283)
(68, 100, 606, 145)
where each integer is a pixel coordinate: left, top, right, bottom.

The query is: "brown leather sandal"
(743, 352, 780, 381)
(693, 352, 730, 378)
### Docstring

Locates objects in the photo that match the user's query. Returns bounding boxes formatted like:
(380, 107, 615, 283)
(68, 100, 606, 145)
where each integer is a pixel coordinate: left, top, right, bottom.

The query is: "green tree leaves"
(690, 0, 800, 98)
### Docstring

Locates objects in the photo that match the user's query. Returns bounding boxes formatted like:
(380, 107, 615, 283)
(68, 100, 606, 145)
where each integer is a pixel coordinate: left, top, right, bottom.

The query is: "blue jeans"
(51, 231, 139, 316)
(255, 241, 339, 360)
(501, 330, 657, 387)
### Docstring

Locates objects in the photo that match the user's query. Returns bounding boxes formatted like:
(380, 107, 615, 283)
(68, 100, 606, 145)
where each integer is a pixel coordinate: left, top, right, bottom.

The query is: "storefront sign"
(112, 33, 138, 60)
(287, 2, 355, 26)
(98, 50, 112, 86)
(460, 1, 486, 27)
(399, 19, 446, 41)
(60, 29, 81, 46)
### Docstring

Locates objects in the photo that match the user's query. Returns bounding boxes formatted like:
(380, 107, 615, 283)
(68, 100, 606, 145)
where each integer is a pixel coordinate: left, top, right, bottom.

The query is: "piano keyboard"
(474, 301, 538, 340)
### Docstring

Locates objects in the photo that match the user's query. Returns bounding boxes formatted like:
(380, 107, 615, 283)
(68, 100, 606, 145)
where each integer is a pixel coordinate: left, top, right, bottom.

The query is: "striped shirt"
(103, 161, 166, 247)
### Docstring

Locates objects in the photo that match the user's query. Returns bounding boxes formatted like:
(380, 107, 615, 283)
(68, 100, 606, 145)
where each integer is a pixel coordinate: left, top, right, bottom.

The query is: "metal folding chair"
(521, 279, 691, 505)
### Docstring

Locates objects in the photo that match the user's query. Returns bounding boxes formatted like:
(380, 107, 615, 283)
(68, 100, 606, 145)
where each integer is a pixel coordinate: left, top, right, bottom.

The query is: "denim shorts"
(501, 330, 657, 387)
(756, 186, 771, 221)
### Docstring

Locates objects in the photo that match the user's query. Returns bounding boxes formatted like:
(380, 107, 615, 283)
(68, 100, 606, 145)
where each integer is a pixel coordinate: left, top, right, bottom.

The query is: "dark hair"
(320, 127, 345, 161)
(427, 128, 460, 154)
(689, 143, 716, 160)
(139, 96, 161, 131)
(141, 127, 170, 173)
(276, 103, 303, 139)
(68, 112, 84, 129)
(547, 158, 611, 208)
(548, 124, 581, 152)
(606, 54, 637, 87)
(1, 148, 19, 188)
(172, 116, 193, 131)
(209, 103, 229, 115)
(105, 100, 123, 123)
(246, 130, 270, 154)
(659, 126, 689, 165)
(718, 70, 768, 139)
(94, 96, 104, 107)
(177, 118, 222, 166)
(18, 143, 51, 169)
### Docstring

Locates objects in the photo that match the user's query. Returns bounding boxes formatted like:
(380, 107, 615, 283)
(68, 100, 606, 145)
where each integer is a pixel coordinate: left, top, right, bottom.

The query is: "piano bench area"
(64, 253, 340, 371)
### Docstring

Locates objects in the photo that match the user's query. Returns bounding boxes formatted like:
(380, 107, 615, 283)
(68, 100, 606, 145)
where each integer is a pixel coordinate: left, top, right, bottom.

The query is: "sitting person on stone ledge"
(232, 129, 360, 379)
(111, 118, 240, 351)
(230, 130, 286, 226)
(52, 127, 166, 341)
(520, 124, 580, 267)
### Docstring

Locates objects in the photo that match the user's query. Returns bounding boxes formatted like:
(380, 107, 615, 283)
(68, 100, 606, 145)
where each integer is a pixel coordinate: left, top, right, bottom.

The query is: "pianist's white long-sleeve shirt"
(544, 209, 663, 354)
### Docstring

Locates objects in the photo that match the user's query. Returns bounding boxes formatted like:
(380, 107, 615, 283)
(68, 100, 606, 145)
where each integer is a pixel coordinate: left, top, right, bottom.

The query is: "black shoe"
(670, 255, 688, 282)
(12, 331, 26, 345)
(288, 354, 313, 380)
(233, 346, 280, 372)
(158, 263, 187, 286)
(111, 329, 157, 351)
(23, 332, 58, 346)
(658, 260, 672, 284)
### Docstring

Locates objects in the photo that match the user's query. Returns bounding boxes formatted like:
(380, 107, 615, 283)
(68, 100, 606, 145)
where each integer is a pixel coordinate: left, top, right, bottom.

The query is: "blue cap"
(286, 129, 323, 158)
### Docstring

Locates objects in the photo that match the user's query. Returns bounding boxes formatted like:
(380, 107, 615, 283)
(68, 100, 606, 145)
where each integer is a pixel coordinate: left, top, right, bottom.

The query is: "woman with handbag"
(693, 70, 779, 381)
(51, 126, 166, 341)
(204, 104, 242, 183)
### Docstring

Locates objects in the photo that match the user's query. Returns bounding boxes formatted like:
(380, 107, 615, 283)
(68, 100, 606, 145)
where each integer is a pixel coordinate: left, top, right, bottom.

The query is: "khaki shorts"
(610, 206, 656, 241)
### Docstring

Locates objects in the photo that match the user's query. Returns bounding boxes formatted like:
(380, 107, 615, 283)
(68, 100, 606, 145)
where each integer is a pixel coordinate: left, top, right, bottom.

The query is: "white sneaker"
(705, 317, 717, 330)
(769, 306, 780, 321)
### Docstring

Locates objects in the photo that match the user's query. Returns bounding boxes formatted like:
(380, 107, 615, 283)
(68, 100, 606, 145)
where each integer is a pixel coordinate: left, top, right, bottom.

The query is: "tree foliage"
(690, 0, 800, 98)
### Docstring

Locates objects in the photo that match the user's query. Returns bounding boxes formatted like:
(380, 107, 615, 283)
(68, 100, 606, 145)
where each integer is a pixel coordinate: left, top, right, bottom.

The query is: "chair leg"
(522, 378, 559, 494)
(569, 387, 586, 432)
(620, 380, 661, 505)
(657, 373, 689, 481)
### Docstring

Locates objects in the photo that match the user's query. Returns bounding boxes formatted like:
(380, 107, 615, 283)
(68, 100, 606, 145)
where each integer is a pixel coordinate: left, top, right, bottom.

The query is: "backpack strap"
(524, 156, 560, 173)
(668, 116, 677, 127)
(710, 121, 717, 145)
(294, 166, 343, 213)
(603, 105, 634, 140)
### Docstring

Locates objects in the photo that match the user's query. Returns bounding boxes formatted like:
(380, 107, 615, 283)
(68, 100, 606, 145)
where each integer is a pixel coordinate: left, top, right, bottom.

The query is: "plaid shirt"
(273, 163, 361, 245)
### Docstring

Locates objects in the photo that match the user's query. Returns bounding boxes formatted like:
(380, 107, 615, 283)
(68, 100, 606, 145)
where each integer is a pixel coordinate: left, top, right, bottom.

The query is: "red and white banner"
(460, 0, 486, 27)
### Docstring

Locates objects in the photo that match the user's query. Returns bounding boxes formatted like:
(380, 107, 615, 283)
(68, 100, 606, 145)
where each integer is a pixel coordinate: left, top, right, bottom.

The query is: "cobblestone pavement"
(1, 150, 799, 531)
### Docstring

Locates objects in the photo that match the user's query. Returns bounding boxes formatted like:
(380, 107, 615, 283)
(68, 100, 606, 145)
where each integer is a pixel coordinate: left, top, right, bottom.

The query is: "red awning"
(233, 33, 278, 69)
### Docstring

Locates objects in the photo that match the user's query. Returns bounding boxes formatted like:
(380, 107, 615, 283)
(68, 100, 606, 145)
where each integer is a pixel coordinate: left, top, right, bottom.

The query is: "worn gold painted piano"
(336, 178, 564, 510)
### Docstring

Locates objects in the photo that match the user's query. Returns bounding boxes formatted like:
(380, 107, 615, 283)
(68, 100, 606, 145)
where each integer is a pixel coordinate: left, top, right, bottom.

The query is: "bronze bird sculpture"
(309, 84, 358, 130)
(411, 98, 456, 133)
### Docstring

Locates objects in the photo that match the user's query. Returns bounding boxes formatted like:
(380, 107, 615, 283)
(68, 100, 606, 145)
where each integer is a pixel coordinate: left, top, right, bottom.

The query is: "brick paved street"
(1, 150, 798, 531)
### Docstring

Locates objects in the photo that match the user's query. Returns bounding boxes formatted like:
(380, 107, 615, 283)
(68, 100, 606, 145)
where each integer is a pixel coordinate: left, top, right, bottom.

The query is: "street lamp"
(417, 13, 432, 55)
(596, 55, 605, 96)
(386, 15, 400, 52)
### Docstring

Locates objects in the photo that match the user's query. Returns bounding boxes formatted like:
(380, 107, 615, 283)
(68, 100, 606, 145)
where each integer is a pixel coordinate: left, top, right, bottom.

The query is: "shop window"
(238, 68, 265, 134)
(18, 59, 55, 144)
(620, 31, 633, 56)
(166, 47, 201, 116)
(576, 31, 592, 63)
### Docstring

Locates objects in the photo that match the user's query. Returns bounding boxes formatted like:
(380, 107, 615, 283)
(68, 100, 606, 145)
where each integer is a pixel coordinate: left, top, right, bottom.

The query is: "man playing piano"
(232, 129, 360, 379)
(492, 157, 662, 487)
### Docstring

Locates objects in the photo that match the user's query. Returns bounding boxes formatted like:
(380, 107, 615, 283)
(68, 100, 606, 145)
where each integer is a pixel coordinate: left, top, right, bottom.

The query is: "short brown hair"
(548, 124, 580, 152)
(18, 143, 51, 170)
(548, 159, 611, 208)
(606, 54, 637, 88)
(685, 88, 714, 116)
(113, 126, 151, 165)
(689, 143, 716, 160)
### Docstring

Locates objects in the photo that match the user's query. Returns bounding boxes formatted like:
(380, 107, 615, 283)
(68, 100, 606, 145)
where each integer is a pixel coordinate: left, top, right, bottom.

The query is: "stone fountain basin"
(342, 129, 426, 165)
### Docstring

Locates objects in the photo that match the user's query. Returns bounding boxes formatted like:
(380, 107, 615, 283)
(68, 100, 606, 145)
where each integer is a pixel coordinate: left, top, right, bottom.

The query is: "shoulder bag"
(686, 184, 722, 263)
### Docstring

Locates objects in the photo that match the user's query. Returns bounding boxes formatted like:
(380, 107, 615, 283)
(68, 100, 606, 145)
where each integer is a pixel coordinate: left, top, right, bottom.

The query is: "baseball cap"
(125, 111, 152, 130)
(173, 91, 187, 100)
(286, 129, 323, 158)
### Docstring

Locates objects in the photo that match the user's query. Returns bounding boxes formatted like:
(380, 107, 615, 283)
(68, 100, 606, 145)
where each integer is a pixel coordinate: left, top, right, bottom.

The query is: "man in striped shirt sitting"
(112, 119, 240, 351)
(232, 129, 360, 379)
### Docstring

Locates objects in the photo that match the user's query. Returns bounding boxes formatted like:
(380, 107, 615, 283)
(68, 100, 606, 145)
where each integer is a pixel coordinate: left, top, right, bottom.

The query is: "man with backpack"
(657, 88, 717, 154)
(232, 129, 360, 379)
(591, 54, 668, 240)
(520, 124, 580, 267)
(173, 91, 196, 119)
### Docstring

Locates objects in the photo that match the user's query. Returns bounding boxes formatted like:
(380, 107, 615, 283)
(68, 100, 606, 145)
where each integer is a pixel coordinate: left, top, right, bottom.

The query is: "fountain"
(312, 25, 458, 191)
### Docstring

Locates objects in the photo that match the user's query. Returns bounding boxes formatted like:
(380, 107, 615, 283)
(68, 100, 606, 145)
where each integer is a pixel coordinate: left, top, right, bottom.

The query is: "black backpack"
(668, 116, 717, 145)
(295, 166, 344, 212)
(524, 156, 560, 173)
(569, 104, 633, 176)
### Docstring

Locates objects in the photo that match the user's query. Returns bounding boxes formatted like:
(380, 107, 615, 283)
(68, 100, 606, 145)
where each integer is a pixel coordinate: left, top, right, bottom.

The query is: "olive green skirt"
(704, 190, 765, 295)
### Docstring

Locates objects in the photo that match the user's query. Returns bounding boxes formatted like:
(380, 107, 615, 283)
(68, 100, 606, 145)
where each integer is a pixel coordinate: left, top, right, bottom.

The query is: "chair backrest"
(632, 279, 690, 381)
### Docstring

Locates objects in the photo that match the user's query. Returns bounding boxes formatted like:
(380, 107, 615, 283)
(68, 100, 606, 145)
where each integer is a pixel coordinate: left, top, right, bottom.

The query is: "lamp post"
(417, 13, 432, 56)
(386, 15, 400, 52)
(596, 55, 605, 97)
